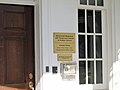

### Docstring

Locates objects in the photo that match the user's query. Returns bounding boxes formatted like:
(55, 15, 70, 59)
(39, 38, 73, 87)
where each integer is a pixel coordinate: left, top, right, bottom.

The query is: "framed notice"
(60, 62, 76, 80)
(58, 54, 72, 61)
(53, 32, 76, 53)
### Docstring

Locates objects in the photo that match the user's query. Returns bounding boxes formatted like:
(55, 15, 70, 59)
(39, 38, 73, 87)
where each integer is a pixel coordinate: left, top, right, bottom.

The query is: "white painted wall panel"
(49, 0, 78, 69)
(50, 0, 77, 32)
(42, 0, 79, 90)
(112, 0, 120, 90)
(41, 0, 114, 90)
(41, 0, 112, 90)
(42, 0, 78, 71)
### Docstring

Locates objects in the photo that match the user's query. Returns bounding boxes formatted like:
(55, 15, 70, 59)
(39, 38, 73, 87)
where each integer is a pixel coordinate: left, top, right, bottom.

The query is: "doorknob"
(28, 73, 34, 90)
(29, 81, 34, 90)
(29, 73, 33, 80)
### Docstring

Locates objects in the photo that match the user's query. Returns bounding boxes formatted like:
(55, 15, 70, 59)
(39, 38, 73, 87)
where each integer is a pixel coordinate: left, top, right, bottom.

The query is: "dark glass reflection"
(78, 10, 85, 33)
(87, 35, 94, 58)
(87, 10, 93, 33)
(78, 35, 85, 58)
(79, 61, 86, 84)
(88, 61, 94, 84)
(95, 11, 102, 33)
(96, 61, 103, 83)
(80, 0, 87, 5)
(97, 0, 103, 6)
(89, 0, 95, 5)
(96, 36, 102, 58)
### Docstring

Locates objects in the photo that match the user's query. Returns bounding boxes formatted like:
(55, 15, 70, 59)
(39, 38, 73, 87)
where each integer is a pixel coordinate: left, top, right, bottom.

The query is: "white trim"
(78, 5, 107, 90)
(0, 0, 35, 5)
(78, 5, 106, 10)
(101, 0, 114, 90)
(93, 10, 96, 84)
(34, 0, 42, 90)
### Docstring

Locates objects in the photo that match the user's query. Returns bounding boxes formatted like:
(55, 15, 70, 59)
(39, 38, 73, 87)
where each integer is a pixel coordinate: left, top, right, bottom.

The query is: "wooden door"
(0, 4, 34, 90)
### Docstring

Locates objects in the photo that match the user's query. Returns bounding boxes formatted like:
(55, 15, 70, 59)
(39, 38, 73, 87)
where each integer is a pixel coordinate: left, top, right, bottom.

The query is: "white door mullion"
(87, 0, 89, 5)
(94, 35, 96, 84)
(93, 10, 96, 84)
(93, 10, 95, 34)
(86, 59, 88, 84)
(85, 9, 88, 84)
(94, 58, 96, 84)
(95, 0, 97, 6)
(85, 9, 87, 34)
(86, 35, 88, 84)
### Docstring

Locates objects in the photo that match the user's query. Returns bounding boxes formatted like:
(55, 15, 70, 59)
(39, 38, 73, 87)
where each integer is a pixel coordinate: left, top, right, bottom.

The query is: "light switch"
(46, 66, 49, 72)
(52, 66, 57, 74)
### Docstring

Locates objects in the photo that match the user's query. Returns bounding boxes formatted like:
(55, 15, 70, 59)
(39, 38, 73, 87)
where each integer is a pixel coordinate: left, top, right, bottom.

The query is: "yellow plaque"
(53, 32, 76, 53)
(58, 54, 72, 61)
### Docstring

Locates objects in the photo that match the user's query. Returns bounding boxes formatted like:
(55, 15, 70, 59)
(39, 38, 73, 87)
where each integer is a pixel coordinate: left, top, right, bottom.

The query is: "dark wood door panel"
(0, 4, 34, 90)
(1, 5, 26, 35)
(5, 37, 25, 84)
(4, 11, 25, 30)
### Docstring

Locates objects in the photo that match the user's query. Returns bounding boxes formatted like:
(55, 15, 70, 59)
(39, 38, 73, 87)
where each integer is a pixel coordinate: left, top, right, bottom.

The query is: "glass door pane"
(80, 0, 87, 5)
(87, 10, 93, 33)
(79, 61, 86, 84)
(78, 35, 86, 58)
(95, 11, 102, 33)
(89, 0, 95, 5)
(96, 61, 103, 83)
(87, 35, 94, 58)
(78, 10, 85, 33)
(88, 61, 94, 84)
(97, 0, 103, 6)
(96, 36, 102, 58)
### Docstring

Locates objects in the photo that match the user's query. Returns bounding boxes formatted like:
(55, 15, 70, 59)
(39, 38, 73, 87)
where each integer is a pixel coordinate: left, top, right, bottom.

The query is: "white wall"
(41, 0, 120, 89)
(42, 0, 80, 90)
(112, 0, 120, 90)
(41, 0, 109, 90)
(42, 0, 78, 73)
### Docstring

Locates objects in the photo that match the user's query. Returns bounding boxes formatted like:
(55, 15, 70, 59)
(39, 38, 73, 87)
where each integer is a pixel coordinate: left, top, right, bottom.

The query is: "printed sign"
(53, 32, 76, 53)
(58, 54, 72, 61)
(63, 62, 76, 74)
(60, 62, 76, 80)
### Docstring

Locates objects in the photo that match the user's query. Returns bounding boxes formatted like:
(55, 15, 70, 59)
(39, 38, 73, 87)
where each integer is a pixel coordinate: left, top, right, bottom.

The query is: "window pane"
(87, 35, 94, 58)
(96, 36, 102, 58)
(96, 61, 103, 83)
(95, 11, 102, 33)
(79, 61, 86, 84)
(97, 0, 103, 6)
(87, 10, 93, 33)
(88, 61, 94, 84)
(89, 0, 95, 5)
(78, 10, 85, 33)
(78, 35, 86, 58)
(80, 0, 87, 5)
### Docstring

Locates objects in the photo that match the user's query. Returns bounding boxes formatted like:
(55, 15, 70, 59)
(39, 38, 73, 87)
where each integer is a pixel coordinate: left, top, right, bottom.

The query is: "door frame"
(0, 1, 42, 90)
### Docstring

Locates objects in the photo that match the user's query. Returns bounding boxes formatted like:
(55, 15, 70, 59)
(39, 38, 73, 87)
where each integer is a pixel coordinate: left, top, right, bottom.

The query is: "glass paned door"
(78, 9, 103, 85)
